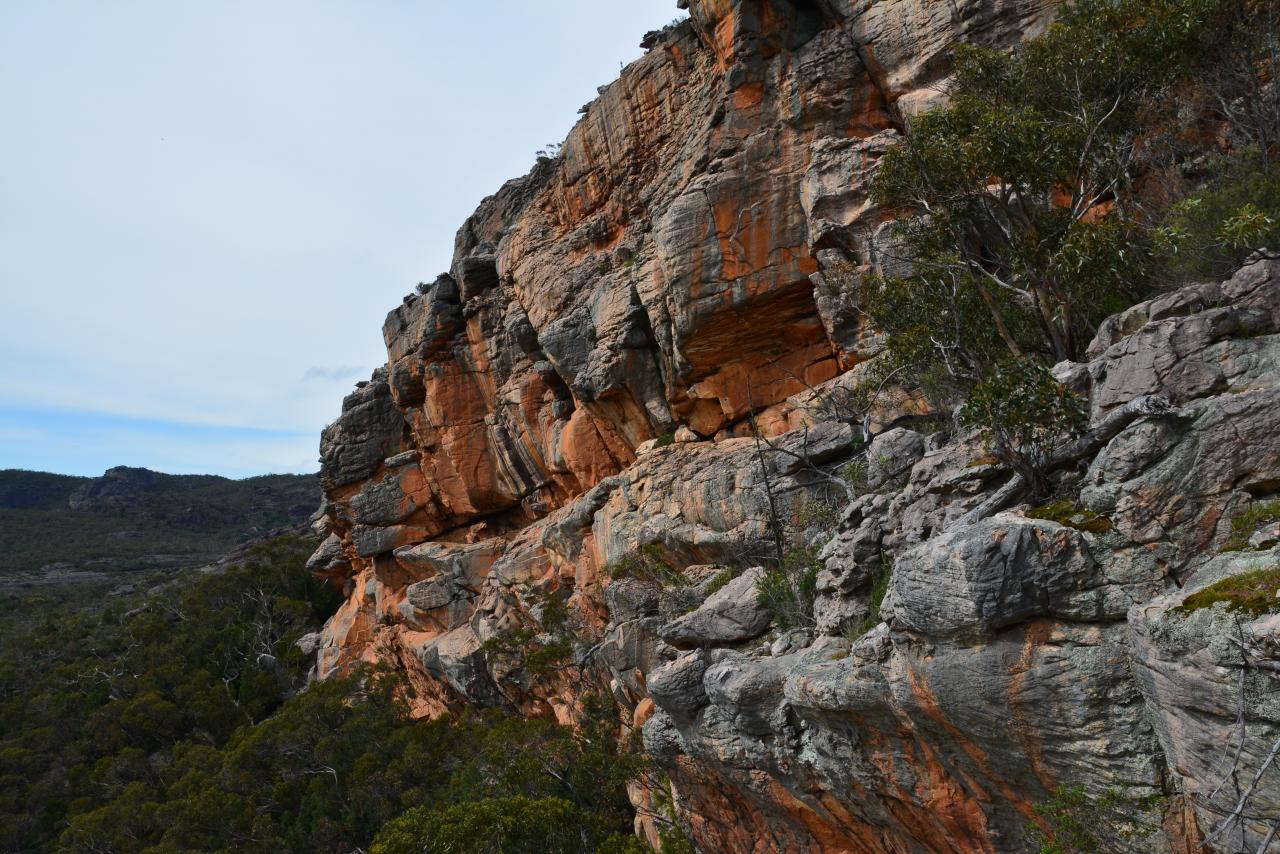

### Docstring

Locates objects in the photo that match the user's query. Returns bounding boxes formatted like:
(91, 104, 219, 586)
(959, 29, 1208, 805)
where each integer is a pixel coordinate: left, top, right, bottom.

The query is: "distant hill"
(0, 466, 319, 582)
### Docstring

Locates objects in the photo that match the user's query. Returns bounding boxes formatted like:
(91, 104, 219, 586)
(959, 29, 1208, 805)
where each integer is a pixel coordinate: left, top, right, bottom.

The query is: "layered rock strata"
(308, 2, 1280, 850)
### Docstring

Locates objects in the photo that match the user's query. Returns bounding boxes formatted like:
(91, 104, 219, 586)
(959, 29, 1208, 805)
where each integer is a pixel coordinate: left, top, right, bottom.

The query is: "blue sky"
(0, 1, 680, 478)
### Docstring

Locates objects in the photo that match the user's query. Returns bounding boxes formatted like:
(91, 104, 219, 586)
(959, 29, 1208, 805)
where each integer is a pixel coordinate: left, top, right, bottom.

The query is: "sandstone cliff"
(307, 2, 1280, 850)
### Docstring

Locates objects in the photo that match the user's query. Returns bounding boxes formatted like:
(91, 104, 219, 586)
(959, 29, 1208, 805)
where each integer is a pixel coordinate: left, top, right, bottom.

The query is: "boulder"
(658, 567, 772, 648)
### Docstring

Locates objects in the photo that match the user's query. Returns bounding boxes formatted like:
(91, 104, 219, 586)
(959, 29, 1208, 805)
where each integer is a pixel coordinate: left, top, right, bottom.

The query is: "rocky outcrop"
(307, 1, 1280, 850)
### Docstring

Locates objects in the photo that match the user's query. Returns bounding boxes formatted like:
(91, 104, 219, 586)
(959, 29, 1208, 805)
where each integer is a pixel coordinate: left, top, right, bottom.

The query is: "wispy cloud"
(303, 365, 367, 382)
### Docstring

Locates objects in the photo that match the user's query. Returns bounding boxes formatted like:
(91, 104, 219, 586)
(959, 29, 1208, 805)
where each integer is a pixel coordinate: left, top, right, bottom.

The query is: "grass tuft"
(1175, 566, 1280, 617)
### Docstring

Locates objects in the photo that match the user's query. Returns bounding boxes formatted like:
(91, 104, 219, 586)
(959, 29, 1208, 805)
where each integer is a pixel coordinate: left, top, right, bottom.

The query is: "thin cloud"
(303, 365, 367, 383)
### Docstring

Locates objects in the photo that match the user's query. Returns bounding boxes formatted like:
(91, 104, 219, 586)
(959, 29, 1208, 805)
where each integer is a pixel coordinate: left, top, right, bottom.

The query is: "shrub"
(479, 590, 576, 678)
(1163, 160, 1280, 280)
(852, 0, 1264, 477)
(758, 546, 822, 630)
(1030, 785, 1163, 853)
(957, 360, 1086, 497)
(605, 544, 686, 588)
(868, 0, 1219, 371)
(795, 498, 840, 531)
(1219, 499, 1280, 551)
(372, 795, 591, 854)
(854, 552, 894, 636)
(704, 568, 737, 596)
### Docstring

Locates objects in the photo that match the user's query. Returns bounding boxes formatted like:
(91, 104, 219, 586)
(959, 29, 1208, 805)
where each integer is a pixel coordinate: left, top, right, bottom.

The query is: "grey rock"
(604, 575, 661, 622)
(305, 533, 347, 574)
(417, 625, 505, 708)
(658, 567, 772, 648)
(890, 514, 1110, 638)
(406, 575, 461, 611)
(1129, 548, 1280, 850)
(351, 524, 430, 558)
(295, 631, 323, 656)
(349, 467, 421, 526)
(703, 651, 789, 736)
(865, 427, 924, 489)
(648, 650, 711, 716)
(394, 539, 505, 586)
(770, 421, 856, 475)
(319, 379, 405, 489)
(642, 709, 686, 761)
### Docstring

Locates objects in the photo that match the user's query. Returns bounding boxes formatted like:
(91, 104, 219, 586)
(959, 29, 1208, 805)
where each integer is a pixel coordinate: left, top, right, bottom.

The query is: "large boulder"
(658, 567, 772, 648)
(888, 514, 1116, 638)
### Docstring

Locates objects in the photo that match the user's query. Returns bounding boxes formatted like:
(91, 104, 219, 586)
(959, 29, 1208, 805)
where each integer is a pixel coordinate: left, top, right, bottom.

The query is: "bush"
(1030, 785, 1162, 853)
(957, 359, 1086, 496)
(372, 796, 593, 854)
(1163, 160, 1280, 280)
(853, 0, 1273, 478)
(854, 552, 894, 636)
(605, 544, 686, 588)
(868, 0, 1219, 372)
(758, 546, 822, 630)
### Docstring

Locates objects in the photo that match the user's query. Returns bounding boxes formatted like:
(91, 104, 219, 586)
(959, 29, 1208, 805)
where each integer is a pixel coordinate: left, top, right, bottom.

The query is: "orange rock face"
(303, 2, 1103, 851)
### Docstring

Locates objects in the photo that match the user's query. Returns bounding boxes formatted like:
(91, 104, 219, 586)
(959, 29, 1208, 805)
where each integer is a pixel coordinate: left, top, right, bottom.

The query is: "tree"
(825, 0, 1261, 498)
(867, 0, 1224, 376)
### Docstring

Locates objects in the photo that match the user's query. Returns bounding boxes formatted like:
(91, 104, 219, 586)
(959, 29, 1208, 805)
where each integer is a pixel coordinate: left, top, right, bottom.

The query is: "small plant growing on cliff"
(480, 589, 576, 678)
(1029, 785, 1162, 853)
(1219, 499, 1280, 551)
(606, 543, 686, 588)
(795, 497, 840, 531)
(1174, 564, 1280, 617)
(535, 142, 562, 165)
(758, 545, 822, 630)
(957, 359, 1086, 498)
(853, 551, 894, 636)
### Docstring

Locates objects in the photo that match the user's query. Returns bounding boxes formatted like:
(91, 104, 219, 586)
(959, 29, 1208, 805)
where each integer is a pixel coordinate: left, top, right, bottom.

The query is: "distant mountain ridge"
(0, 466, 318, 579)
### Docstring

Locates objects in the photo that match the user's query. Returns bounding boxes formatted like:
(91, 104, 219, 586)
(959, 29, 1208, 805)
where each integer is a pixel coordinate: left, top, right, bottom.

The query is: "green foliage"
(1175, 565, 1280, 616)
(0, 468, 316, 576)
(868, 0, 1220, 372)
(704, 567, 738, 596)
(1220, 499, 1280, 551)
(0, 535, 340, 851)
(480, 589, 576, 678)
(1030, 785, 1163, 853)
(1027, 500, 1114, 535)
(653, 432, 676, 449)
(854, 0, 1279, 485)
(840, 460, 869, 494)
(605, 544, 687, 588)
(795, 498, 840, 532)
(652, 785, 696, 854)
(854, 552, 894, 636)
(957, 360, 1086, 494)
(2, 534, 648, 852)
(372, 796, 592, 853)
(1163, 160, 1280, 280)
(758, 546, 822, 630)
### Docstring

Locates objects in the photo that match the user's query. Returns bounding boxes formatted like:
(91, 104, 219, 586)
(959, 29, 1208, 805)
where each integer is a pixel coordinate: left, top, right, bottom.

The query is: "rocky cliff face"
(307, 2, 1280, 851)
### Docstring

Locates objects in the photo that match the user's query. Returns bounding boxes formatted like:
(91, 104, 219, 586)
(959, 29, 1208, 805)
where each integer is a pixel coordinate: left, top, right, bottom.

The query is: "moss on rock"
(1028, 499, 1114, 535)
(1175, 566, 1280, 617)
